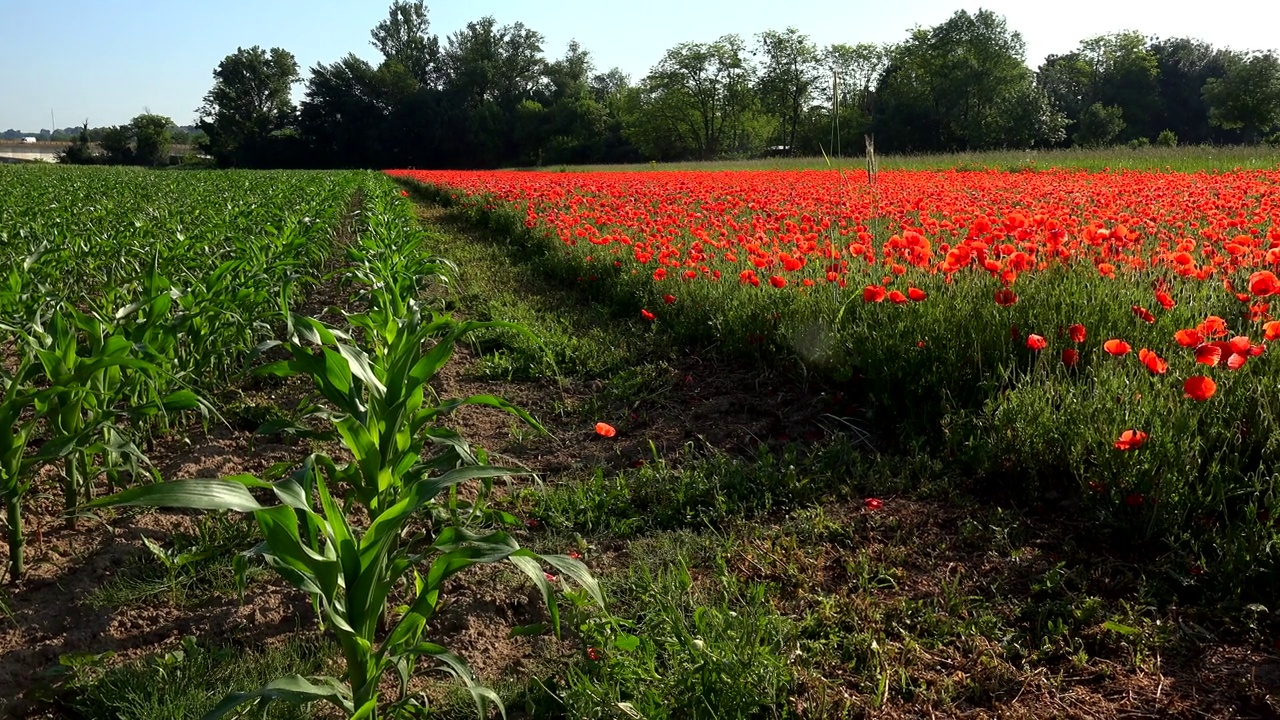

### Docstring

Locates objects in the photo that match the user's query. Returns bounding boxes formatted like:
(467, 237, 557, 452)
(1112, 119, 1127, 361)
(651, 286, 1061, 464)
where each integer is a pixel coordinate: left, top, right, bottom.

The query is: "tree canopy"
(178, 3, 1280, 169)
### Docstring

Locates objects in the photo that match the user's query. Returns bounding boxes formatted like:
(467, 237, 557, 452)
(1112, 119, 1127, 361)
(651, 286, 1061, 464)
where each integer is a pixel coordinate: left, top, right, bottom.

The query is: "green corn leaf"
(159, 390, 202, 411)
(337, 342, 386, 398)
(541, 553, 607, 610)
(363, 466, 522, 551)
(405, 642, 505, 720)
(509, 552, 562, 638)
(202, 674, 355, 720)
(89, 478, 268, 513)
(433, 394, 547, 435)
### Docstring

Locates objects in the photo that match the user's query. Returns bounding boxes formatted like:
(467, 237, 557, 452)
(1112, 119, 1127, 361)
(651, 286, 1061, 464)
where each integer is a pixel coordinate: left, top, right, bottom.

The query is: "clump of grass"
(47, 637, 330, 720)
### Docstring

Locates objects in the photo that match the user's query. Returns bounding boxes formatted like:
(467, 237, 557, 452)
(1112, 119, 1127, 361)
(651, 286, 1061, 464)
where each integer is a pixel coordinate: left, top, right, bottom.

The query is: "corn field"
(0, 166, 592, 719)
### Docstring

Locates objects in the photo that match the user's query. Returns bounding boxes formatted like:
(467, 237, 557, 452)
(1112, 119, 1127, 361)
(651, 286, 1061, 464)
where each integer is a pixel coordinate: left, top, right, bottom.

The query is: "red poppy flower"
(594, 422, 617, 438)
(908, 287, 927, 302)
(1062, 348, 1080, 367)
(862, 285, 887, 303)
(1155, 290, 1176, 310)
(769, 275, 787, 289)
(1132, 305, 1156, 324)
(1227, 352, 1247, 370)
(663, 294, 676, 304)
(1138, 348, 1167, 374)
(1195, 343, 1222, 366)
(640, 309, 656, 321)
(864, 497, 883, 511)
(888, 290, 908, 304)
(1249, 270, 1280, 296)
(1114, 429, 1148, 451)
(1183, 376, 1217, 401)
(1174, 328, 1204, 347)
(1265, 321, 1280, 341)
(1229, 335, 1252, 355)
(1104, 339, 1132, 356)
(400, 189, 409, 197)
(1125, 493, 1145, 507)
(1026, 334, 1047, 351)
(1197, 315, 1228, 337)
(994, 288, 1018, 306)
(1068, 324, 1086, 343)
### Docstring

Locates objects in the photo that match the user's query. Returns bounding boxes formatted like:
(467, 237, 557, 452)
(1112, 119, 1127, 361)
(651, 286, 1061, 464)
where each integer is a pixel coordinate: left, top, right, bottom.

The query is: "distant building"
(21, 137, 36, 144)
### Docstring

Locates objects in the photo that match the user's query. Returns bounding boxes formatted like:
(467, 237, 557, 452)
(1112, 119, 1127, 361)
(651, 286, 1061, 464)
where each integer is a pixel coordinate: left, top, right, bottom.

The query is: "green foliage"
(370, 0, 440, 84)
(98, 124, 134, 164)
(560, 553, 795, 719)
(756, 27, 822, 152)
(198, 46, 301, 167)
(628, 35, 763, 160)
(1203, 51, 1280, 144)
(131, 113, 176, 166)
(177, 3, 1271, 166)
(1155, 129, 1178, 147)
(874, 10, 1062, 152)
(1073, 102, 1125, 147)
(58, 122, 97, 164)
(52, 637, 330, 720)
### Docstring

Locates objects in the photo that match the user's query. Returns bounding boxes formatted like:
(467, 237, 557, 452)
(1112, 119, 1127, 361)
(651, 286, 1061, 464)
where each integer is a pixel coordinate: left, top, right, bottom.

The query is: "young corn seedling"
(94, 298, 605, 719)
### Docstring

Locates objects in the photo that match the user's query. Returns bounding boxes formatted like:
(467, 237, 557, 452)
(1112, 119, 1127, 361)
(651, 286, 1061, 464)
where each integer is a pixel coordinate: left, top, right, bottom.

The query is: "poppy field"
(393, 167, 1280, 592)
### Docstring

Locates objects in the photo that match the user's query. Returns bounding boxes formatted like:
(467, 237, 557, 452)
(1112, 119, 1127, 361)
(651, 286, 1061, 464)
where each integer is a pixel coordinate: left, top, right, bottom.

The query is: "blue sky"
(2, 0, 1277, 131)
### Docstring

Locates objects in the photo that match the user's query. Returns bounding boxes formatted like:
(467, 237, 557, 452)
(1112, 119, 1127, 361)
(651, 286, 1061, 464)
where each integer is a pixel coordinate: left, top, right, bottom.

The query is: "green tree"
(1204, 51, 1280, 144)
(1149, 37, 1235, 145)
(58, 121, 97, 164)
(629, 35, 760, 160)
(1073, 102, 1125, 146)
(1037, 52, 1093, 143)
(537, 41, 611, 163)
(755, 27, 821, 153)
(874, 10, 1053, 152)
(197, 46, 301, 167)
(98, 125, 133, 164)
(300, 54, 387, 166)
(131, 112, 175, 166)
(370, 0, 440, 85)
(1077, 32, 1161, 142)
(438, 16, 547, 166)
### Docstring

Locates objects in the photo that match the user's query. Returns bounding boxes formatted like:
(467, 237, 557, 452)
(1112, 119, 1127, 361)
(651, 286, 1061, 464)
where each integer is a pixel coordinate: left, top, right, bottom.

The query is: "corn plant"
(0, 307, 203, 582)
(94, 292, 604, 718)
(1, 354, 46, 583)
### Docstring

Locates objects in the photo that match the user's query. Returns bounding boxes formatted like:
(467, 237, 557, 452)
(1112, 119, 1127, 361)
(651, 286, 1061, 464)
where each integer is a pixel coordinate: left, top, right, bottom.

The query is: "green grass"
(516, 438, 945, 538)
(546, 143, 1280, 173)
(418, 204, 681, 412)
(47, 636, 331, 720)
(88, 512, 265, 609)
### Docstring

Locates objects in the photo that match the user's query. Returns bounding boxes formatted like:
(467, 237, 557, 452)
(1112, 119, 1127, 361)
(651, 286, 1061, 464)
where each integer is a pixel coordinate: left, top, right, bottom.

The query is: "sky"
(2, 0, 1278, 131)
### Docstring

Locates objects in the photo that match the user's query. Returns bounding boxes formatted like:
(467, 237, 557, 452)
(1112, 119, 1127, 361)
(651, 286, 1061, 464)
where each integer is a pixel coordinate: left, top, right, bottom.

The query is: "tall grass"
(548, 144, 1280, 174)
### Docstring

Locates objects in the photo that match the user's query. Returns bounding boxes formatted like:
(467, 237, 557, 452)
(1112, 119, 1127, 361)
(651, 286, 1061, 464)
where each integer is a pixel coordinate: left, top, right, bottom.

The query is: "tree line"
(100, 3, 1280, 167)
